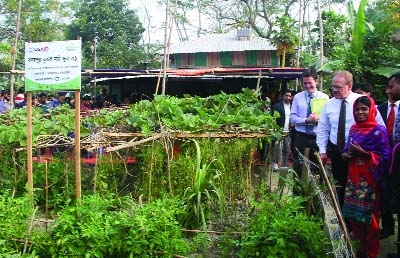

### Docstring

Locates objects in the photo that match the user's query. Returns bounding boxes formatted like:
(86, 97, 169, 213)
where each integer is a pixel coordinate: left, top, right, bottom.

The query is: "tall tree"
(0, 0, 71, 88)
(270, 15, 299, 67)
(65, 0, 145, 68)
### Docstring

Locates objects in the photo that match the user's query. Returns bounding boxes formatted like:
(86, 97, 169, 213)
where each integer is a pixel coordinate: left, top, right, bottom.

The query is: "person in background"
(353, 82, 372, 96)
(290, 69, 329, 188)
(14, 87, 25, 108)
(36, 93, 48, 113)
(64, 92, 74, 108)
(80, 94, 93, 116)
(2, 90, 11, 112)
(94, 88, 110, 109)
(47, 91, 67, 109)
(353, 82, 385, 125)
(384, 71, 400, 258)
(340, 96, 390, 258)
(270, 89, 293, 170)
(377, 90, 398, 240)
(0, 90, 6, 114)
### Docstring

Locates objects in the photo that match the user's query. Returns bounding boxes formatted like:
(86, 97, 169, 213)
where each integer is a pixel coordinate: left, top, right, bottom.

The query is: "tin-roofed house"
(91, 30, 304, 101)
(169, 29, 279, 68)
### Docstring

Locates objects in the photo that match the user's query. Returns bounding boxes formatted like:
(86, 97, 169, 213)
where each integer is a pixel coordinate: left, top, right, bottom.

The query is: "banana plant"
(318, 0, 368, 73)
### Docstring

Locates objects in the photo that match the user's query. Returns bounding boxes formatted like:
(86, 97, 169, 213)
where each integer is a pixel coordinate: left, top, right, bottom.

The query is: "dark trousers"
(327, 141, 348, 207)
(292, 131, 319, 179)
(381, 174, 395, 234)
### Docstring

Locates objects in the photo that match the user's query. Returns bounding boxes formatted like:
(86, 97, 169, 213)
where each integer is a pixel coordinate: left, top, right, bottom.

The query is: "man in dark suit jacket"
(378, 93, 399, 240)
(270, 90, 293, 170)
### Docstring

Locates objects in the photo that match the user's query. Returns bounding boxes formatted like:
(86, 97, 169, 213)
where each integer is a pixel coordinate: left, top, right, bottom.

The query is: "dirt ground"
(379, 220, 397, 258)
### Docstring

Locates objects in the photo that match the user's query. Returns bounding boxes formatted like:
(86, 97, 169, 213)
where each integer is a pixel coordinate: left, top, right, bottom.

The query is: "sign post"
(24, 40, 82, 198)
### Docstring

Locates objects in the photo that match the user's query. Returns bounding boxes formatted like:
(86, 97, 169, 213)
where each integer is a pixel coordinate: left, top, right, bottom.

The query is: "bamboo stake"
(75, 91, 81, 200)
(26, 92, 33, 195)
(161, 0, 170, 95)
(23, 206, 38, 254)
(316, 0, 324, 91)
(314, 152, 355, 258)
(9, 0, 22, 110)
(45, 161, 49, 219)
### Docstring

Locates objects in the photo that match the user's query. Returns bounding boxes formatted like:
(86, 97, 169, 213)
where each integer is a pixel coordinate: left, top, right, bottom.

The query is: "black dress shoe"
(380, 229, 394, 240)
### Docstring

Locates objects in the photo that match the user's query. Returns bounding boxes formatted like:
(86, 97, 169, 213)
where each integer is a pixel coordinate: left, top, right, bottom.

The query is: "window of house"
(257, 51, 271, 65)
(181, 53, 194, 66)
(232, 51, 246, 66)
(207, 52, 220, 67)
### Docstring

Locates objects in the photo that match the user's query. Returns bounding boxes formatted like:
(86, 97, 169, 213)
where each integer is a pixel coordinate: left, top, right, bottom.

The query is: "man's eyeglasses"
(331, 84, 347, 89)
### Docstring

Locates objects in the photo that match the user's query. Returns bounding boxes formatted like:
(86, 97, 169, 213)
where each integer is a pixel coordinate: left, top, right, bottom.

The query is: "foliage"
(65, 0, 145, 68)
(32, 194, 189, 257)
(311, 10, 348, 60)
(0, 90, 276, 147)
(125, 89, 278, 136)
(0, 104, 89, 146)
(0, 0, 71, 74)
(270, 15, 299, 67)
(0, 191, 35, 255)
(181, 140, 223, 230)
(233, 194, 330, 258)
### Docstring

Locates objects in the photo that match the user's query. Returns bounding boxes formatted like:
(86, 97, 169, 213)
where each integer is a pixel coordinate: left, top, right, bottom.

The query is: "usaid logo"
(27, 46, 49, 53)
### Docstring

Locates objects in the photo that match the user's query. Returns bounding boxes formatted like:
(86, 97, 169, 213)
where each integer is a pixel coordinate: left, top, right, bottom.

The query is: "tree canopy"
(65, 0, 145, 68)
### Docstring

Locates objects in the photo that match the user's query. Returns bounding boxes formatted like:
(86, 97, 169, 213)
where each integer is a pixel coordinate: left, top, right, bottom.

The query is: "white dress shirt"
(316, 91, 386, 153)
(290, 90, 329, 134)
(283, 102, 291, 132)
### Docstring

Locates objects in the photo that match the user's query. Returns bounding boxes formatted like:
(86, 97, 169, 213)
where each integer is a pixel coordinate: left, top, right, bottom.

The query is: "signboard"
(25, 40, 81, 91)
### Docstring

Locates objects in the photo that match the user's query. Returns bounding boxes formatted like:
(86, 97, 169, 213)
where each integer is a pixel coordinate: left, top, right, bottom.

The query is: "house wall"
(174, 50, 278, 68)
(102, 76, 291, 102)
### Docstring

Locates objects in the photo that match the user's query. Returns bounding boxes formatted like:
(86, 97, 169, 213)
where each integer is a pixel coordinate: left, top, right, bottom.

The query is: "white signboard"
(25, 40, 81, 91)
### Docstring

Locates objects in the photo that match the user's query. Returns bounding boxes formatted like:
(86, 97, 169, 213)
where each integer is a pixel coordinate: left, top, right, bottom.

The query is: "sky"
(130, 1, 180, 44)
(129, 0, 354, 45)
(129, 0, 208, 45)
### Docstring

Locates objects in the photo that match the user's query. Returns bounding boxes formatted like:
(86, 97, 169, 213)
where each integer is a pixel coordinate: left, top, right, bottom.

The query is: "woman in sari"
(341, 96, 391, 258)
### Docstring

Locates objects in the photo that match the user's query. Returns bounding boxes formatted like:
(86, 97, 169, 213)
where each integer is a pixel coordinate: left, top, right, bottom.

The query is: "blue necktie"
(305, 93, 314, 134)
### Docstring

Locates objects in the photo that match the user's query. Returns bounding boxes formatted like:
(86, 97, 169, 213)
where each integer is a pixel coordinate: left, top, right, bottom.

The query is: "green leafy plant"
(32, 194, 189, 257)
(234, 194, 330, 258)
(181, 140, 224, 230)
(0, 191, 35, 255)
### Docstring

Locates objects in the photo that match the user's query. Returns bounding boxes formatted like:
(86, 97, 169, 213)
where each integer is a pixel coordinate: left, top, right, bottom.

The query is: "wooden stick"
(75, 91, 81, 200)
(23, 206, 38, 254)
(105, 134, 162, 152)
(26, 92, 33, 195)
(314, 152, 355, 258)
(181, 229, 246, 235)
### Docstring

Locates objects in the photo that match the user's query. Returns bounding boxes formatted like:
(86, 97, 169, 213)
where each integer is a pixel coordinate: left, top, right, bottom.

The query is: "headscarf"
(351, 95, 378, 130)
(345, 95, 391, 189)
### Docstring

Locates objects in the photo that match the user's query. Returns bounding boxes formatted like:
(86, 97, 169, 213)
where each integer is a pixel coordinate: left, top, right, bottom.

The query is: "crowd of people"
(268, 69, 400, 258)
(0, 87, 132, 116)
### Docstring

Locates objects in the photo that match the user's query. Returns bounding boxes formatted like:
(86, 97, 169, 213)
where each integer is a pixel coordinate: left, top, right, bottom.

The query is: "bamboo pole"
(74, 91, 81, 199)
(314, 152, 355, 258)
(161, 0, 170, 95)
(26, 92, 33, 195)
(9, 0, 23, 110)
(316, 0, 324, 90)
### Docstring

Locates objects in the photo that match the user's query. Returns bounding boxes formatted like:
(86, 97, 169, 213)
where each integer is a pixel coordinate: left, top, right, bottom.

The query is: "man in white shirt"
(317, 70, 385, 207)
(290, 69, 329, 188)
